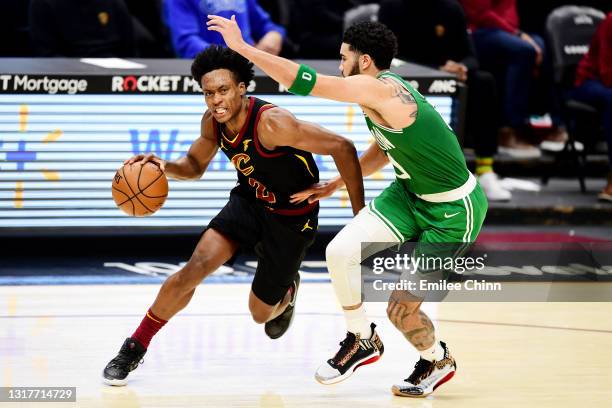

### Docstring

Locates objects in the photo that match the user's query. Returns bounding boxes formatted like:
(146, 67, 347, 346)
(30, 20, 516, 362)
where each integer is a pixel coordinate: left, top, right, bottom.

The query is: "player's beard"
(343, 61, 360, 77)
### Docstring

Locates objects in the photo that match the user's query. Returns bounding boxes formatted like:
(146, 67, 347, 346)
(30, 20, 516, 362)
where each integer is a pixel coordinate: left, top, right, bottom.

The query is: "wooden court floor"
(1, 283, 611, 407)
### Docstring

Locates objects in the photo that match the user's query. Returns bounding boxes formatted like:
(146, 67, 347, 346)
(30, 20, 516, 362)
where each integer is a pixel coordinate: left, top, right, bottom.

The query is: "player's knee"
(251, 312, 269, 325)
(176, 252, 213, 288)
(249, 304, 271, 324)
(190, 249, 217, 272)
(170, 269, 198, 292)
(326, 236, 358, 270)
(325, 240, 341, 267)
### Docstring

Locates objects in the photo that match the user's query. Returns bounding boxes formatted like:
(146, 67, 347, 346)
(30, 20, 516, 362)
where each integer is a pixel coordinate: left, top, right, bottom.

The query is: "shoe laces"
(108, 354, 136, 369)
(331, 332, 358, 365)
(406, 358, 434, 385)
(108, 346, 144, 370)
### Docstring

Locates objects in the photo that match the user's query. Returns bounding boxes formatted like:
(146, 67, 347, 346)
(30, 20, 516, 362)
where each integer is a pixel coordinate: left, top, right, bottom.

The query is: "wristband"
(288, 64, 317, 96)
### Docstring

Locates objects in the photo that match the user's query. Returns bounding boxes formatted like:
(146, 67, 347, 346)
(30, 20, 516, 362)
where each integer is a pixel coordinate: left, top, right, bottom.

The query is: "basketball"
(112, 162, 168, 217)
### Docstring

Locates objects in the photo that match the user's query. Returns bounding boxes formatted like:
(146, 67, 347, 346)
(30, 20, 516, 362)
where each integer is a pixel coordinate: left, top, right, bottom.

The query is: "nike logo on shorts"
(444, 212, 460, 218)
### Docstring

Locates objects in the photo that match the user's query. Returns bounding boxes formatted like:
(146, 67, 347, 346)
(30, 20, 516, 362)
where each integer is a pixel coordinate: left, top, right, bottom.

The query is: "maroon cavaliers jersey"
(212, 97, 319, 216)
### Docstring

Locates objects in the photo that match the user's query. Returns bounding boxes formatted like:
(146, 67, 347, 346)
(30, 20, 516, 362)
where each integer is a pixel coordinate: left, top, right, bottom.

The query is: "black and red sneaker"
(315, 323, 384, 385)
(264, 273, 300, 339)
(102, 337, 147, 386)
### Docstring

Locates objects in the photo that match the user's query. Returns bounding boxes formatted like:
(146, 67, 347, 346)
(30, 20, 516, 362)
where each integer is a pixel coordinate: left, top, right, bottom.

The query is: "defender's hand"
(124, 153, 166, 172)
(207, 15, 247, 52)
(290, 181, 339, 204)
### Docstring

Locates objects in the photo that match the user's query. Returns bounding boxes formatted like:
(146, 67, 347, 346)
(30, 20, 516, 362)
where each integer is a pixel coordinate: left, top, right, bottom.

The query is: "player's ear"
(361, 54, 373, 71)
(238, 81, 246, 96)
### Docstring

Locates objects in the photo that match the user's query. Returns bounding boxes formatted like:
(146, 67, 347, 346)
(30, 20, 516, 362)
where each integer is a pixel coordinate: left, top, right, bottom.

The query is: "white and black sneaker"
(102, 337, 147, 386)
(391, 341, 456, 397)
(315, 323, 384, 385)
(265, 273, 300, 339)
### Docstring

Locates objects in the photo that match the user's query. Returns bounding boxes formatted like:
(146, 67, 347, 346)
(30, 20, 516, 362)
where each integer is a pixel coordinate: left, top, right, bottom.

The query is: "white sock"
(419, 340, 445, 362)
(344, 306, 372, 339)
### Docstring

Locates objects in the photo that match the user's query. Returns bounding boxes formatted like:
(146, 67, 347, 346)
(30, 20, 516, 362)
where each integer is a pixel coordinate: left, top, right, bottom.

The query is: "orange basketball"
(112, 162, 168, 217)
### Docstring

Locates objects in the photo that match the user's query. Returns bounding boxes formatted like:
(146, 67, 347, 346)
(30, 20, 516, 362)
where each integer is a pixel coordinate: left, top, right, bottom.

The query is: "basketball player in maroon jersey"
(102, 45, 365, 386)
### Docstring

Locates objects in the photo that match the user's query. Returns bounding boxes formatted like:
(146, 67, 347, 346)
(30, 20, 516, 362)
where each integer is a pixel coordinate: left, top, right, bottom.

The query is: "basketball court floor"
(2, 281, 612, 408)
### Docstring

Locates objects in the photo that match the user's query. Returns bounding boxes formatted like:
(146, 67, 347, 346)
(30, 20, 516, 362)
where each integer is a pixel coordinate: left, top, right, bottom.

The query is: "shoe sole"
(498, 147, 542, 159)
(391, 370, 455, 398)
(540, 141, 584, 152)
(315, 352, 382, 385)
(102, 377, 128, 386)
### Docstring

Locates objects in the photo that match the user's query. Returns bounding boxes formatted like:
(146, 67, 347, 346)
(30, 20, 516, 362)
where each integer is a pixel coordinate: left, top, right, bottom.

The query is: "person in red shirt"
(572, 12, 612, 201)
(460, 0, 565, 156)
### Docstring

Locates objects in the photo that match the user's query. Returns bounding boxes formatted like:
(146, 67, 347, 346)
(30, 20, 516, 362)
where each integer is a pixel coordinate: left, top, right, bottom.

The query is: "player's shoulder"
(346, 73, 385, 87)
(258, 105, 296, 131)
(349, 74, 395, 103)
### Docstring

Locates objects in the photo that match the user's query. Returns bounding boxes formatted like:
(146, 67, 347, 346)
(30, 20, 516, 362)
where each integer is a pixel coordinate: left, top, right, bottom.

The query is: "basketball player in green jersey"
(208, 17, 488, 397)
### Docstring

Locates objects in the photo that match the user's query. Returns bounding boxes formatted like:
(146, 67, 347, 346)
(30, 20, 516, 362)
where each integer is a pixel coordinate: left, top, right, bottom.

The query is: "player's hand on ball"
(124, 153, 166, 172)
(290, 181, 338, 204)
(207, 14, 247, 52)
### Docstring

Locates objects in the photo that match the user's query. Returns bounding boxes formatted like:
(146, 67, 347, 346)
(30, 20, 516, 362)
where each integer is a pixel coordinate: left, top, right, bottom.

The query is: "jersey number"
(248, 178, 277, 204)
(388, 154, 411, 179)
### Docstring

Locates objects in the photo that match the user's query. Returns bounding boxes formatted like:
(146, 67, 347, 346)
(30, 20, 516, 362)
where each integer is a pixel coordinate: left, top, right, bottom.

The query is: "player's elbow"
(186, 155, 207, 180)
(332, 138, 357, 160)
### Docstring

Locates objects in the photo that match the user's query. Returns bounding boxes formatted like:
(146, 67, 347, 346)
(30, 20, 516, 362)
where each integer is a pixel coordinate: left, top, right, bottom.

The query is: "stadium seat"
(544, 5, 606, 192)
(343, 4, 380, 31)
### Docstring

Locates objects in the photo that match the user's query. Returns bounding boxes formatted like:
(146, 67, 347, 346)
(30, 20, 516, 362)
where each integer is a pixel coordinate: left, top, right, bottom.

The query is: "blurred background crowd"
(0, 0, 611, 203)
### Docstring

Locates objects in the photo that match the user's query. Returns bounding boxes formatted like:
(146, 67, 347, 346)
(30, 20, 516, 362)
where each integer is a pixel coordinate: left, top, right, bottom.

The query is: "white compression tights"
(325, 207, 401, 307)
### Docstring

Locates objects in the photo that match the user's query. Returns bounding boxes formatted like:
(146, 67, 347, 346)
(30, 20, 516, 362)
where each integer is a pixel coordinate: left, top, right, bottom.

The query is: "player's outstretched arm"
(291, 142, 389, 205)
(125, 112, 219, 180)
(206, 15, 386, 108)
(258, 108, 365, 215)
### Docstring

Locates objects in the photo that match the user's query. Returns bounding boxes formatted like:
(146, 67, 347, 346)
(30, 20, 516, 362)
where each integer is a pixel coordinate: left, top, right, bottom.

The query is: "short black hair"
(191, 45, 255, 86)
(342, 21, 398, 70)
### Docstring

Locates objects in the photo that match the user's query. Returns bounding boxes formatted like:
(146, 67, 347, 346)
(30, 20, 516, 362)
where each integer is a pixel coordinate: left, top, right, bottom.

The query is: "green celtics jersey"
(364, 71, 470, 196)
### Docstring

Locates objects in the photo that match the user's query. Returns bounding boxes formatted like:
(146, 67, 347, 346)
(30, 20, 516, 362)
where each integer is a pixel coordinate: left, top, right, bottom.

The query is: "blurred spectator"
(460, 0, 565, 157)
(124, 0, 173, 57)
(379, 0, 512, 201)
(292, 0, 371, 58)
(246, 0, 298, 57)
(257, 0, 285, 26)
(572, 12, 612, 201)
(0, 0, 33, 56)
(29, 0, 135, 57)
(164, 0, 285, 58)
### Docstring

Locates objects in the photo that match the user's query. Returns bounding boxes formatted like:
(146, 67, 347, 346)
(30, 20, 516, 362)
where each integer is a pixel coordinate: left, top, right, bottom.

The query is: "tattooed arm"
(377, 76, 419, 127)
